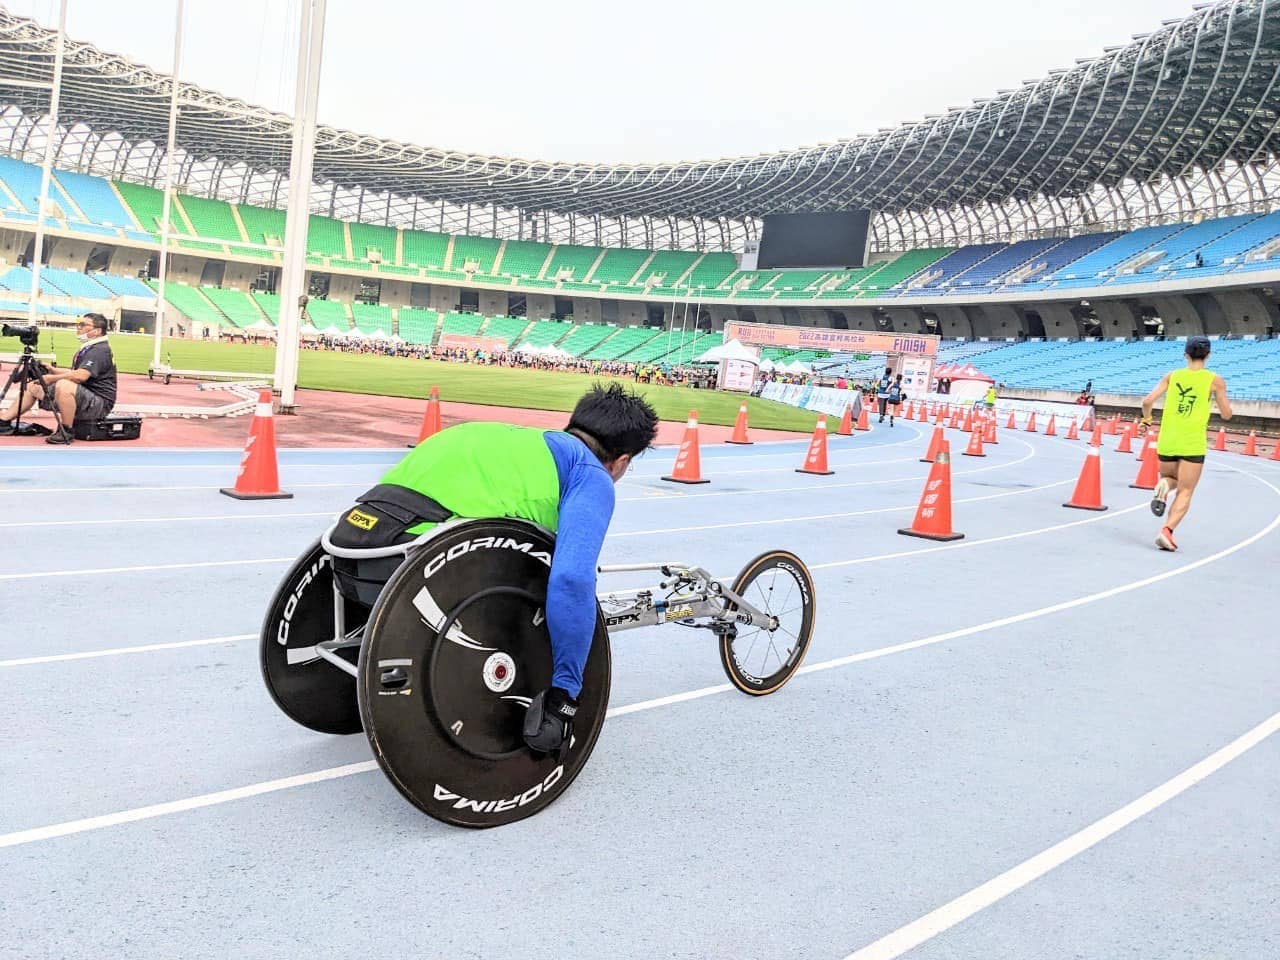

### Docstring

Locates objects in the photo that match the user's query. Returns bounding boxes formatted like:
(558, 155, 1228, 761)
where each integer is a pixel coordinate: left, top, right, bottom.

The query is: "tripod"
(1, 345, 61, 437)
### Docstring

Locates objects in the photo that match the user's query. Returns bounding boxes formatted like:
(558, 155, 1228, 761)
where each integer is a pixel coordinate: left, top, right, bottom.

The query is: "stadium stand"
(251, 291, 282, 324)
(397, 307, 439, 344)
(497, 240, 553, 278)
(439, 311, 484, 338)
(635, 250, 698, 287)
(948, 238, 1064, 290)
(857, 248, 953, 294)
(582, 325, 659, 360)
(203, 287, 267, 329)
(516, 319, 573, 348)
(348, 221, 397, 263)
(304, 297, 351, 329)
(179, 195, 243, 243)
(450, 235, 501, 273)
(905, 243, 1007, 293)
(53, 169, 137, 230)
(480, 314, 530, 345)
(306, 215, 346, 258)
(590, 248, 650, 285)
(91, 272, 155, 297)
(402, 229, 450, 268)
(685, 252, 739, 290)
(146, 280, 223, 327)
(40, 267, 111, 298)
(237, 204, 287, 249)
(115, 180, 181, 236)
(351, 302, 394, 336)
(545, 244, 603, 280)
(1041, 223, 1186, 284)
(557, 323, 615, 356)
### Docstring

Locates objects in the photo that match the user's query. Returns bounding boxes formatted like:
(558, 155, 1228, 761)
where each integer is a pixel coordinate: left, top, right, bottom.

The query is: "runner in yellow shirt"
(1140, 336, 1233, 552)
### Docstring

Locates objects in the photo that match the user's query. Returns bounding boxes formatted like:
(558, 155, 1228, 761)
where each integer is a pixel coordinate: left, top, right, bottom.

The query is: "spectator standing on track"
(876, 366, 893, 423)
(984, 383, 997, 411)
(1140, 336, 1232, 552)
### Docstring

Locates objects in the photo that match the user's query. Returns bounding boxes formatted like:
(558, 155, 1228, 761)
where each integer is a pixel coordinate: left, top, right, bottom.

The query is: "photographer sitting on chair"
(0, 312, 116, 444)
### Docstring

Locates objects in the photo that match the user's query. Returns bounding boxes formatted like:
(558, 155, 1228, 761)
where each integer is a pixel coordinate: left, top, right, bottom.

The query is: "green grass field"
(2, 330, 824, 431)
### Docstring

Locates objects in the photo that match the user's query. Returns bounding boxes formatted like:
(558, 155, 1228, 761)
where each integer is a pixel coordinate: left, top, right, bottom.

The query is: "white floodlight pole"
(152, 0, 186, 368)
(27, 0, 67, 330)
(276, 0, 327, 412)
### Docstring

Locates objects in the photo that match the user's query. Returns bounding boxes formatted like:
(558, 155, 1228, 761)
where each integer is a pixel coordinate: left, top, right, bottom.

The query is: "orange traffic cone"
(1063, 445, 1107, 511)
(220, 390, 292, 500)
(796, 416, 835, 475)
(1066, 419, 1080, 440)
(1104, 417, 1117, 436)
(1025, 411, 1037, 433)
(1130, 445, 1160, 490)
(1271, 440, 1280, 462)
(1134, 429, 1151, 460)
(934, 407, 945, 426)
(663, 410, 710, 484)
(921, 425, 945, 463)
(916, 402, 928, 423)
(1243, 431, 1259, 456)
(1044, 414, 1057, 437)
(899, 441, 963, 541)
(856, 405, 871, 431)
(1006, 410, 1017, 430)
(1115, 422, 1134, 454)
(962, 408, 974, 432)
(836, 403, 853, 437)
(409, 385, 443, 447)
(903, 400, 914, 419)
(948, 409, 961, 430)
(1213, 428, 1227, 451)
(963, 423, 985, 457)
(1090, 424, 1103, 448)
(727, 403, 753, 445)
(984, 417, 998, 445)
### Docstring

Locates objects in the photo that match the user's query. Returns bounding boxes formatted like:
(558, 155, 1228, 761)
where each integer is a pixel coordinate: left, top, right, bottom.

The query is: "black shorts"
(74, 386, 113, 422)
(1157, 453, 1205, 464)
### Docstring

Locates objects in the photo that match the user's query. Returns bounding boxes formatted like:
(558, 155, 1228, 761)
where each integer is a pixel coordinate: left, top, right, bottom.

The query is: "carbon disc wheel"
(357, 519, 611, 828)
(719, 550, 814, 695)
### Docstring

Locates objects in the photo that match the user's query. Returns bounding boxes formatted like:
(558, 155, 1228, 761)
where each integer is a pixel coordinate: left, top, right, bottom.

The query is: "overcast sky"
(11, 0, 1202, 164)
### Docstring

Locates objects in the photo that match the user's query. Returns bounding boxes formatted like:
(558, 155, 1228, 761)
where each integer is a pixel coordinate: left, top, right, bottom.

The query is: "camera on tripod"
(2, 323, 40, 348)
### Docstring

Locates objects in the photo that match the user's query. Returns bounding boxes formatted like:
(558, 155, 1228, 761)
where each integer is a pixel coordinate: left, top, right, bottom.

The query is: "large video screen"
(756, 210, 872, 269)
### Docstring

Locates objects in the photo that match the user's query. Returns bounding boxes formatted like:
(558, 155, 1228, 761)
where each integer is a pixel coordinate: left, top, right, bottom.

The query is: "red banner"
(723, 321, 939, 357)
(437, 333, 509, 353)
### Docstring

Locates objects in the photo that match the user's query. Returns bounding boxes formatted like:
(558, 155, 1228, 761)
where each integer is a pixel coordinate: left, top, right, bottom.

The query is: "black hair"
(1185, 336, 1211, 360)
(884, 366, 893, 375)
(82, 312, 108, 335)
(566, 382, 659, 462)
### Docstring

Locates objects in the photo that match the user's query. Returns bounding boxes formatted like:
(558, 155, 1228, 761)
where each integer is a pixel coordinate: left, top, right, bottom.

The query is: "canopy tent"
(695, 338, 759, 364)
(936, 363, 995, 400)
(318, 324, 349, 338)
(298, 321, 321, 339)
(243, 320, 276, 337)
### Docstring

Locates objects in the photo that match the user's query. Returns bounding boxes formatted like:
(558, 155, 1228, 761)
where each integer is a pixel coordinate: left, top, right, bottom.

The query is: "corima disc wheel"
(357, 519, 611, 828)
(719, 550, 815, 695)
(259, 539, 368, 735)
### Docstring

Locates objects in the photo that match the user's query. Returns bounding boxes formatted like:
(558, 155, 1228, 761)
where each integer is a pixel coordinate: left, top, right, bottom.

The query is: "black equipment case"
(74, 414, 143, 441)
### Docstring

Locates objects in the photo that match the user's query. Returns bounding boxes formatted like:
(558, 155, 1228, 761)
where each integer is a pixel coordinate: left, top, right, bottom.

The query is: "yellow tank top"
(1157, 367, 1217, 456)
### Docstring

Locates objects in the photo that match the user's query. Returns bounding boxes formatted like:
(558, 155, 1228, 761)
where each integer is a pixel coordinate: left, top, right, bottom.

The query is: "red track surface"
(1, 373, 809, 448)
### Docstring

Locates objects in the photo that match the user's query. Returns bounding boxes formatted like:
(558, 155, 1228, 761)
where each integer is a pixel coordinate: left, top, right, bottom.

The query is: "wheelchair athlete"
(333, 382, 657, 755)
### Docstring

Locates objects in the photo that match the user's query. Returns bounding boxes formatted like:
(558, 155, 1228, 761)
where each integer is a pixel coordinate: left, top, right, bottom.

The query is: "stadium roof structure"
(0, 1, 1277, 251)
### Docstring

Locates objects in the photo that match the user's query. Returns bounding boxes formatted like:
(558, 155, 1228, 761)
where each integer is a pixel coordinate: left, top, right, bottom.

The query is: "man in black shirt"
(0, 312, 116, 444)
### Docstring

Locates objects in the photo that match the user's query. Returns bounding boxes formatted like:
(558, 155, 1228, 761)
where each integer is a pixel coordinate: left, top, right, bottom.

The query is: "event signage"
(723, 322, 939, 357)
(720, 358, 757, 392)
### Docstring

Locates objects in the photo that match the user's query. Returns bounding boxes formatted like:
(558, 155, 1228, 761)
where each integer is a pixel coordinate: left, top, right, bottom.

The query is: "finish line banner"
(723, 322, 939, 357)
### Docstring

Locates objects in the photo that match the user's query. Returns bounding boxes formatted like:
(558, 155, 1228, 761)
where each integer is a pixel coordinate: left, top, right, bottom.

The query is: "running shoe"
(1150, 476, 1172, 517)
(1155, 526, 1178, 551)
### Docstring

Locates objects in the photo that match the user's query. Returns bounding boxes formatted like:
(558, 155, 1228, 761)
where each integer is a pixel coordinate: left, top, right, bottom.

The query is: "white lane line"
(0, 479, 1073, 667)
(0, 634, 254, 667)
(0, 464, 1057, 579)
(1, 471, 1274, 846)
(0, 557, 295, 582)
(0, 482, 364, 495)
(843, 708, 1280, 960)
(4, 512, 334, 530)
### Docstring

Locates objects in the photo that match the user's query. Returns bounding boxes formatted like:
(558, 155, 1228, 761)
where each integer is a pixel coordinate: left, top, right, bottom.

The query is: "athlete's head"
(566, 382, 659, 482)
(1185, 335, 1211, 362)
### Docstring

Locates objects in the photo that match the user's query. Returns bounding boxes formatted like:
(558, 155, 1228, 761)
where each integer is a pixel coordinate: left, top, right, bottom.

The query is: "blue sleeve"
(543, 433, 615, 697)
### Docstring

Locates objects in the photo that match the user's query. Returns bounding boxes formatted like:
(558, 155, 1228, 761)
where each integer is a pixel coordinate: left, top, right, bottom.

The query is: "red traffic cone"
(948, 409, 962, 430)
(984, 417, 998, 445)
(1130, 445, 1160, 490)
(1025, 411, 1037, 433)
(1066, 419, 1080, 440)
(1063, 445, 1107, 511)
(921, 424, 945, 463)
(409, 385, 443, 447)
(1115, 421, 1134, 454)
(962, 408, 974, 432)
(663, 410, 710, 484)
(1104, 417, 1118, 436)
(916, 402, 928, 423)
(727, 403, 753, 445)
(903, 400, 914, 419)
(1271, 440, 1280, 462)
(1006, 409, 1017, 430)
(934, 406, 946, 426)
(899, 441, 963, 542)
(1213, 427, 1227, 452)
(963, 423, 986, 457)
(856, 405, 871, 431)
(797, 416, 835, 475)
(836, 403, 854, 437)
(221, 390, 292, 500)
(1090, 424, 1103, 448)
(1044, 414, 1057, 437)
(1243, 430, 1259, 456)
(1134, 429, 1152, 459)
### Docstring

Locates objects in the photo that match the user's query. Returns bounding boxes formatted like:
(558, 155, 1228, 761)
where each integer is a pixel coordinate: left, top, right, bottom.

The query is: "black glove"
(523, 686, 578, 757)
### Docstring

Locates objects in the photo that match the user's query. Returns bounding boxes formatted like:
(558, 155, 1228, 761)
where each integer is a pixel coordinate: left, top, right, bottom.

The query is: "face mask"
(76, 333, 90, 343)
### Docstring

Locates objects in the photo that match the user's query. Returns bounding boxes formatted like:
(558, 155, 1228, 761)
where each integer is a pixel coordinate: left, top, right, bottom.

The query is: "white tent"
(342, 327, 368, 340)
(781, 360, 809, 374)
(319, 324, 347, 339)
(387, 332, 405, 344)
(244, 320, 276, 338)
(298, 321, 321, 339)
(758, 358, 776, 372)
(696, 338, 758, 364)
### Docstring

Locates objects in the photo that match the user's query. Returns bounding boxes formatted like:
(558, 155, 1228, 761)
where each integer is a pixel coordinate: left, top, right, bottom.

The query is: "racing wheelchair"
(261, 514, 815, 828)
